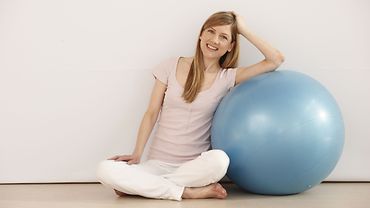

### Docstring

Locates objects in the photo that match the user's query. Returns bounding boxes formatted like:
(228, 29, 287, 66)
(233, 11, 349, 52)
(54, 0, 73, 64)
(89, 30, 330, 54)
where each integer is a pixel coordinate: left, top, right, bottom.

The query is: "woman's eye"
(207, 29, 215, 34)
(221, 36, 228, 40)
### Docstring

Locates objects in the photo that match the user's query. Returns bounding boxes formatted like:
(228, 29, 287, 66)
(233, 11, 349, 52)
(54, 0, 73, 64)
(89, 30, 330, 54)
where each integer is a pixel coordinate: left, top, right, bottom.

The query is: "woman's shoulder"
(218, 67, 238, 90)
(177, 56, 193, 73)
(220, 67, 238, 77)
(180, 56, 194, 64)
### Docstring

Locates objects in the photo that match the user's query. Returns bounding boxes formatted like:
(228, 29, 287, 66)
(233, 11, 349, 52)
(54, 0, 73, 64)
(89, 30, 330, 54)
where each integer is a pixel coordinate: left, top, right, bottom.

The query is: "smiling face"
(199, 25, 235, 61)
(183, 11, 239, 103)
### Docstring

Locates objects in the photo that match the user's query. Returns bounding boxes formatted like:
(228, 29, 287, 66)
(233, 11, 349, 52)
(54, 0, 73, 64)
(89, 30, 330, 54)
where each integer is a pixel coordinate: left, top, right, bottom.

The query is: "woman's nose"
(210, 34, 219, 44)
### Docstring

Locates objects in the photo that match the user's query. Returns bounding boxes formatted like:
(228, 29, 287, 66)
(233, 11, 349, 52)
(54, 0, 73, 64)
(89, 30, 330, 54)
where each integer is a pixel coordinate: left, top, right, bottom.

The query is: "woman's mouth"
(206, 44, 218, 51)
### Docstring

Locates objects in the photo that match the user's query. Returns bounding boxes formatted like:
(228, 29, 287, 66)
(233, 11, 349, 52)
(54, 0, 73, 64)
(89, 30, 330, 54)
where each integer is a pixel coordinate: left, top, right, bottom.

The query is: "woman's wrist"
(238, 26, 253, 40)
(133, 151, 142, 157)
(234, 13, 250, 36)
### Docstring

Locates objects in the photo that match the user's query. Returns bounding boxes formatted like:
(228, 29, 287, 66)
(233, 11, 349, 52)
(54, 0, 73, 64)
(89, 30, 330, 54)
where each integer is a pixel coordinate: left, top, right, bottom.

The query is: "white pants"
(96, 149, 229, 201)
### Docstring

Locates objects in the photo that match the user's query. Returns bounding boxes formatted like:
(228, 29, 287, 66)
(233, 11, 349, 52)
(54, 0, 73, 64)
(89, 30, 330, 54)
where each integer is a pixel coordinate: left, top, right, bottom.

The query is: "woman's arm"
(108, 79, 166, 164)
(234, 13, 285, 85)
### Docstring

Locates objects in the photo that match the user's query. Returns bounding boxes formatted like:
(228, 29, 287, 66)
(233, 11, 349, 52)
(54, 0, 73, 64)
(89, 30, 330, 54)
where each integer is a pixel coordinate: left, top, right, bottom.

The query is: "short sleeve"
(152, 58, 174, 85)
(220, 68, 237, 90)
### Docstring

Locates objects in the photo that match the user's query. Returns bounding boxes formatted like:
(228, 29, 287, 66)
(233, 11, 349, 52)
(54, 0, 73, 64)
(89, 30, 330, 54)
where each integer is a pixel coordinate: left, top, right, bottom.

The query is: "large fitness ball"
(211, 70, 344, 195)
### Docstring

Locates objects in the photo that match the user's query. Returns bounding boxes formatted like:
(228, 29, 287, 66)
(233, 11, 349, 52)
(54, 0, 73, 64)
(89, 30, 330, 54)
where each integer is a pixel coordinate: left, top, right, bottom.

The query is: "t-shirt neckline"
(173, 56, 220, 94)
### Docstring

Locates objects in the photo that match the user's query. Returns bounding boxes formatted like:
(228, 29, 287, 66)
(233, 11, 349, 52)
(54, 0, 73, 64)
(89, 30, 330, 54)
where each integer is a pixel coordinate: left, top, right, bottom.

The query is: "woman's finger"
(107, 155, 119, 160)
(127, 158, 140, 165)
(116, 155, 133, 161)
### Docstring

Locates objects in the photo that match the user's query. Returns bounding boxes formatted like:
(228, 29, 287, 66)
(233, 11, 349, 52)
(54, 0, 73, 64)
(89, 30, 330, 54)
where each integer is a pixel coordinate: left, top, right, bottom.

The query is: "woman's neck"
(203, 57, 220, 73)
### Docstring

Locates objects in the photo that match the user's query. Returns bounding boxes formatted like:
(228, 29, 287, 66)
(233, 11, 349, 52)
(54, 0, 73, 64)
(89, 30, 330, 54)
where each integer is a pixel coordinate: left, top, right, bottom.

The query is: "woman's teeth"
(207, 44, 218, 51)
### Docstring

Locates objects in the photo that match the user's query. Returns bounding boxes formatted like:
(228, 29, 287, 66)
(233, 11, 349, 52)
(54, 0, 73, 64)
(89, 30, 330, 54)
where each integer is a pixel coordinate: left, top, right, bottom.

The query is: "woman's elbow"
(270, 51, 285, 70)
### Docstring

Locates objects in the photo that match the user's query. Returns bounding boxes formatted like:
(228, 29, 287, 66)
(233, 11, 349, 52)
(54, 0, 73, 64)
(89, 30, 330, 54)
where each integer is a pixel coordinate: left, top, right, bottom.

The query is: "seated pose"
(96, 11, 284, 201)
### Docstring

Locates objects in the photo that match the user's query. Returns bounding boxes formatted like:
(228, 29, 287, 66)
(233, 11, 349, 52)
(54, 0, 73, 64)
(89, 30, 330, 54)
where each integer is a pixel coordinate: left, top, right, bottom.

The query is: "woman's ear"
(228, 41, 235, 52)
(199, 33, 204, 41)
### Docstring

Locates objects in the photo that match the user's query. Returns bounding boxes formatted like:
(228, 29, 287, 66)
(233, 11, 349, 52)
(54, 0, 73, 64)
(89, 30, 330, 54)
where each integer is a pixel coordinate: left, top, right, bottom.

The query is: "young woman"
(96, 11, 284, 201)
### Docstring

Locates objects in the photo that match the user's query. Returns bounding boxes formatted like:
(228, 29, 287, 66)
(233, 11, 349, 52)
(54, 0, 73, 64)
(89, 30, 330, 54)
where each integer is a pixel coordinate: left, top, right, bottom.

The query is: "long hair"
(182, 11, 240, 103)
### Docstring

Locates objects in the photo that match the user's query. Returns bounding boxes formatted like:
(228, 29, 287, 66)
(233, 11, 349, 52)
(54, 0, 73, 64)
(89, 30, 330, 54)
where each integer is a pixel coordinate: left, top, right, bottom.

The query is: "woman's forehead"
(206, 25, 232, 35)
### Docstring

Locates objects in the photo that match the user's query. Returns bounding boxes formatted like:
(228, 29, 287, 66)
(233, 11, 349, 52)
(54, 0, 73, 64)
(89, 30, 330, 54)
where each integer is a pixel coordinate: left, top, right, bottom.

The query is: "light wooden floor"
(1, 182, 369, 208)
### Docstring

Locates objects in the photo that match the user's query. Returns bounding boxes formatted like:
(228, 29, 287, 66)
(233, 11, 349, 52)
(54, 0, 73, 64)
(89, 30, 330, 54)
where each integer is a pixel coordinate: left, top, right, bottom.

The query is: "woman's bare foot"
(182, 183, 227, 199)
(113, 189, 127, 197)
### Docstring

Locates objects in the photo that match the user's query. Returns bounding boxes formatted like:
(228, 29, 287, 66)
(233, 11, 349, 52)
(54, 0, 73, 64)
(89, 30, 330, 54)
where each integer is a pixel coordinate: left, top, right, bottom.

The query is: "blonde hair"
(182, 11, 240, 103)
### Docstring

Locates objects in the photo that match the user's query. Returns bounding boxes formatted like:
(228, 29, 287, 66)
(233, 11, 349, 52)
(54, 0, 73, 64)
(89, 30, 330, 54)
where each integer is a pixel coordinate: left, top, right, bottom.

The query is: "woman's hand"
(232, 12, 248, 34)
(108, 153, 141, 165)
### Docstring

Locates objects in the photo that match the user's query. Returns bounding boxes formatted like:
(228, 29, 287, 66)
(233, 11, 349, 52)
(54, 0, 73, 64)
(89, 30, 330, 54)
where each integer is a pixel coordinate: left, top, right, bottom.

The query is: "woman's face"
(199, 24, 234, 60)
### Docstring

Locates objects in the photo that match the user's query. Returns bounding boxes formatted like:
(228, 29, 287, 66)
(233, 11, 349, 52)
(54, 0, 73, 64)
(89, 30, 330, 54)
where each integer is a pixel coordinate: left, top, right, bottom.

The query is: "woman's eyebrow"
(210, 27, 230, 38)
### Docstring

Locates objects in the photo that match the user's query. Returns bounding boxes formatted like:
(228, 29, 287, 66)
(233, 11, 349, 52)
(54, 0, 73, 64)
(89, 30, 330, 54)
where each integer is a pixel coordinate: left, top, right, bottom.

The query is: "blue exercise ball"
(211, 70, 344, 195)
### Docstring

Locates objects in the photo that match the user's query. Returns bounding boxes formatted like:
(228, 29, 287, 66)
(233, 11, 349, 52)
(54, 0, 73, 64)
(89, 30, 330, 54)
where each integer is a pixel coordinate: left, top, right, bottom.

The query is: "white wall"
(0, 0, 369, 183)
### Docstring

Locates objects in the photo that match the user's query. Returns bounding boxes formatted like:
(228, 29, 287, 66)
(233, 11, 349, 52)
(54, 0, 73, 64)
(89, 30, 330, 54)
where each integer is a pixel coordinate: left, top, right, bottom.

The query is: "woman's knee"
(96, 160, 117, 184)
(203, 149, 230, 174)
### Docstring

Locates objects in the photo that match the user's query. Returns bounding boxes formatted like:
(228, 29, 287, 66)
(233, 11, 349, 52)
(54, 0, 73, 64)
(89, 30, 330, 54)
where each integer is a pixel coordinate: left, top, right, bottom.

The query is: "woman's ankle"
(182, 183, 227, 199)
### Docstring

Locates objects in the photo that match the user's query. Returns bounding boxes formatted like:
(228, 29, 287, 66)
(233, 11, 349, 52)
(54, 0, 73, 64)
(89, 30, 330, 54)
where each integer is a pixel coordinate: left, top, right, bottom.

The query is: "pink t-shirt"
(148, 57, 237, 164)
